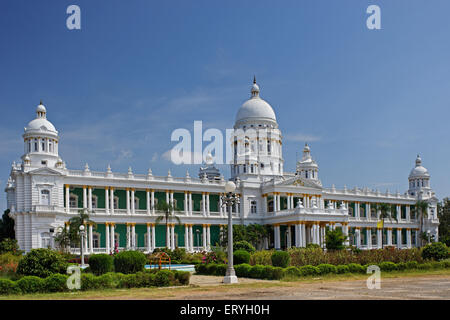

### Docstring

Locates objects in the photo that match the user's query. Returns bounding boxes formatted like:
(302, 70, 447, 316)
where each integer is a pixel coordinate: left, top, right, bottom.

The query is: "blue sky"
(1, 0, 450, 210)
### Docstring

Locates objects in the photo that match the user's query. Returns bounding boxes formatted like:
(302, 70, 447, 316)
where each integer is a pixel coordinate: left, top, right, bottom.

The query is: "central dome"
(235, 79, 277, 126)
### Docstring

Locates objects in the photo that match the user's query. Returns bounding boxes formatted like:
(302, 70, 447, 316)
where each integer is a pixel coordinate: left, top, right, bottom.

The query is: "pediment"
(275, 176, 323, 189)
(29, 167, 62, 176)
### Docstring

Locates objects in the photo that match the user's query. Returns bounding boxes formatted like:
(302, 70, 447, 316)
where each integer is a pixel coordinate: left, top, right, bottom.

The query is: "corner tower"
(408, 154, 431, 198)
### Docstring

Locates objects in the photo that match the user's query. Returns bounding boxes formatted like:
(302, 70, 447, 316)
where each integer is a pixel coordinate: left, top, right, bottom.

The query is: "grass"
(1, 268, 449, 300)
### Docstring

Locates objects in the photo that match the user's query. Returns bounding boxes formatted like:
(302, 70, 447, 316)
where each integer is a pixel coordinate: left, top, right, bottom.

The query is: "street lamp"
(79, 224, 86, 268)
(221, 181, 240, 284)
(427, 230, 431, 244)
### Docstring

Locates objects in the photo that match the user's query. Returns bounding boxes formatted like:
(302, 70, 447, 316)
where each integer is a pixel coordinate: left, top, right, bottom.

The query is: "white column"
(407, 229, 412, 248)
(377, 228, 382, 249)
(387, 228, 393, 246)
(206, 224, 211, 250)
(126, 189, 130, 214)
(105, 223, 110, 253)
(105, 187, 109, 214)
(184, 192, 188, 215)
(294, 224, 301, 247)
(273, 194, 277, 213)
(131, 189, 135, 214)
(147, 224, 151, 252)
(356, 228, 361, 248)
(366, 203, 370, 219)
(151, 224, 156, 251)
(185, 224, 189, 251)
(274, 225, 281, 249)
(396, 205, 401, 221)
(110, 188, 115, 215)
(202, 225, 207, 250)
(146, 189, 150, 215)
(171, 224, 175, 250)
(166, 224, 171, 249)
(65, 185, 70, 213)
(415, 229, 419, 247)
(88, 187, 93, 212)
(355, 202, 360, 219)
(343, 223, 349, 246)
(131, 223, 136, 249)
(83, 186, 87, 209)
(170, 191, 174, 212)
(89, 223, 93, 253)
(286, 195, 291, 210)
(406, 206, 411, 222)
(301, 223, 306, 247)
(189, 225, 194, 252)
(202, 193, 206, 216)
(126, 224, 131, 249)
(151, 190, 155, 215)
(206, 193, 210, 216)
(397, 228, 402, 249)
(277, 195, 281, 211)
(110, 223, 115, 251)
(219, 194, 223, 217)
(83, 224, 88, 254)
(286, 225, 292, 248)
(366, 228, 372, 249)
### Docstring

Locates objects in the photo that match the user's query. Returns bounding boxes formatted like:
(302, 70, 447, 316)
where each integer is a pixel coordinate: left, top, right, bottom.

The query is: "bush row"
(195, 260, 450, 280)
(0, 269, 190, 295)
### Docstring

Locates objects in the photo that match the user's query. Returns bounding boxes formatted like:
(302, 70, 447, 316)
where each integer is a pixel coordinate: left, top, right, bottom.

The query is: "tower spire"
(253, 75, 256, 84)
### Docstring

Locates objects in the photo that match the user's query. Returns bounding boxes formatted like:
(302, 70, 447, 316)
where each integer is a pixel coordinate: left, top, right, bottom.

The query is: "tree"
(67, 208, 96, 249)
(219, 224, 271, 250)
(437, 198, 450, 246)
(155, 200, 181, 247)
(0, 209, 15, 240)
(325, 228, 347, 251)
(414, 200, 429, 245)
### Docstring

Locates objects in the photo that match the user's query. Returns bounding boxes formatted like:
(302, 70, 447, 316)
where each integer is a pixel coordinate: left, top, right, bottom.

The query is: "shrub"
(119, 273, 139, 289)
(0, 279, 21, 295)
(113, 251, 147, 274)
(271, 251, 290, 268)
(170, 248, 187, 261)
(406, 261, 418, 269)
(396, 262, 407, 271)
(317, 264, 337, 275)
(250, 265, 265, 279)
(325, 229, 346, 251)
(16, 276, 45, 294)
(299, 265, 319, 276)
(195, 263, 208, 275)
(442, 259, 450, 268)
(347, 263, 365, 274)
(306, 243, 321, 249)
(88, 254, 114, 276)
(0, 239, 21, 255)
(262, 265, 275, 280)
(250, 250, 273, 266)
(336, 265, 350, 274)
(234, 250, 250, 265)
(430, 261, 444, 269)
(98, 272, 125, 289)
(422, 242, 448, 261)
(17, 249, 68, 278)
(81, 273, 102, 291)
(233, 241, 256, 253)
(174, 271, 191, 285)
(215, 264, 227, 276)
(378, 262, 398, 272)
(283, 266, 301, 278)
(154, 269, 174, 287)
(44, 274, 69, 292)
(235, 263, 252, 278)
(417, 263, 432, 270)
(206, 264, 218, 275)
(272, 267, 284, 280)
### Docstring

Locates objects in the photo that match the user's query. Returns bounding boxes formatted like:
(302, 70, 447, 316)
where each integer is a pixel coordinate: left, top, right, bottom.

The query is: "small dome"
(409, 155, 430, 178)
(25, 118, 57, 133)
(235, 80, 276, 125)
(36, 103, 46, 113)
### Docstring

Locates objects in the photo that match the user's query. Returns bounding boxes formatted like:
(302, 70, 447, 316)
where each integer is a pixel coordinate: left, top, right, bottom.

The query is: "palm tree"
(415, 200, 429, 245)
(376, 203, 397, 248)
(155, 200, 181, 248)
(68, 208, 96, 250)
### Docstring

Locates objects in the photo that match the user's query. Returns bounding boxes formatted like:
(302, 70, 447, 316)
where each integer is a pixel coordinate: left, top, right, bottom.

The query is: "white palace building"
(4, 80, 440, 254)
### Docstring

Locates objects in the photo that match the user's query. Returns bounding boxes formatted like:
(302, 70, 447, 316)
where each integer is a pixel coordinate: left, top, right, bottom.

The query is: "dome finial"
(253, 75, 256, 84)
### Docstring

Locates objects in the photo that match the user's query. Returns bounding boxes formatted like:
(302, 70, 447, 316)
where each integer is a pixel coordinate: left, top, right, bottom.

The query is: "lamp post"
(79, 225, 86, 268)
(221, 181, 240, 284)
(427, 230, 431, 244)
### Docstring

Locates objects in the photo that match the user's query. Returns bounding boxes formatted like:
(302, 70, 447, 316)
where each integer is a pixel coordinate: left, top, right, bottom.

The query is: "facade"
(5, 81, 440, 254)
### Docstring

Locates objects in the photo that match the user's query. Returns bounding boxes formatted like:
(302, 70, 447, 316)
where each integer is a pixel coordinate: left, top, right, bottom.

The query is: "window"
(42, 140, 45, 152)
(41, 160, 47, 166)
(371, 208, 377, 218)
(267, 140, 271, 154)
(49, 141, 53, 153)
(348, 207, 354, 216)
(93, 232, 100, 248)
(134, 197, 140, 210)
(91, 195, 98, 209)
(268, 200, 274, 212)
(40, 190, 50, 205)
(114, 196, 119, 209)
(34, 139, 38, 151)
(41, 232, 51, 248)
(69, 195, 78, 208)
(250, 200, 257, 214)
(28, 141, 31, 152)
(360, 207, 365, 217)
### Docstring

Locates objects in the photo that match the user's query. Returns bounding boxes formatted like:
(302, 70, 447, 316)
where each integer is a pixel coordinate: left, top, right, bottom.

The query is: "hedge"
(233, 250, 250, 265)
(17, 249, 68, 278)
(271, 251, 290, 268)
(114, 251, 147, 274)
(88, 254, 114, 275)
(193, 261, 450, 280)
(0, 269, 190, 295)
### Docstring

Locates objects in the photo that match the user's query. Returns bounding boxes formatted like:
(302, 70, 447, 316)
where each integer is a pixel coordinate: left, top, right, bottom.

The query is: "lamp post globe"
(225, 181, 236, 193)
